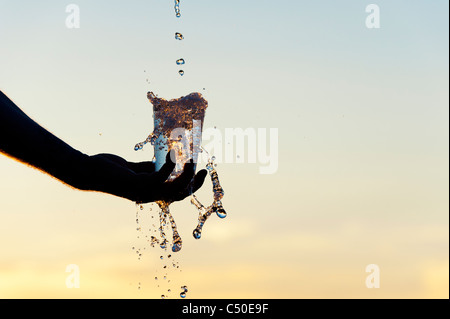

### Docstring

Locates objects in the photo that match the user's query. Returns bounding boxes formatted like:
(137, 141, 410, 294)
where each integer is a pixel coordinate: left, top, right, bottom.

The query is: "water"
(207, 157, 225, 202)
(157, 201, 183, 253)
(135, 116, 227, 247)
(145, 92, 208, 179)
(174, 0, 181, 18)
(215, 200, 227, 219)
(174, 1, 184, 75)
(180, 285, 188, 298)
(191, 157, 227, 239)
(134, 204, 187, 298)
(133, 150, 227, 249)
(134, 133, 157, 151)
(133, 0, 226, 298)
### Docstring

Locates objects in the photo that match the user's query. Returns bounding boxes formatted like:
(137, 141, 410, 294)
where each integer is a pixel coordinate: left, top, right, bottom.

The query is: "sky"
(0, 0, 448, 298)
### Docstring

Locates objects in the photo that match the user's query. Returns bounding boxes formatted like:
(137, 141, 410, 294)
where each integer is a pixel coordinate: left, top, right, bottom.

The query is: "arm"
(0, 90, 206, 203)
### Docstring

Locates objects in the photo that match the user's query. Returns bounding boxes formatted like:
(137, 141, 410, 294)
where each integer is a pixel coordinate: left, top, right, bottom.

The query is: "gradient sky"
(0, 0, 448, 298)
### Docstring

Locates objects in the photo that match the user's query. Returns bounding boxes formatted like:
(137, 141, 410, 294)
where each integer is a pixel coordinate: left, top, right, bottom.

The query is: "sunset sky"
(0, 0, 448, 298)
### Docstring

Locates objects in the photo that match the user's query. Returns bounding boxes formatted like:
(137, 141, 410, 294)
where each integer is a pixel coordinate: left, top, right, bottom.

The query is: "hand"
(85, 151, 208, 204)
(1, 90, 208, 203)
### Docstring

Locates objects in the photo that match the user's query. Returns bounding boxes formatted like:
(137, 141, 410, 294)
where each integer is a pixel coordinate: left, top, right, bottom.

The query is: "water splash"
(134, 133, 157, 151)
(192, 157, 227, 239)
(157, 201, 183, 253)
(207, 157, 225, 202)
(134, 204, 188, 298)
(176, 58, 185, 65)
(133, 93, 226, 251)
(138, 157, 226, 249)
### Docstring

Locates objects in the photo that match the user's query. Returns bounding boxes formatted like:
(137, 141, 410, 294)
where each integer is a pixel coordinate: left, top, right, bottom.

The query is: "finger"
(153, 151, 175, 183)
(172, 169, 207, 201)
(169, 161, 196, 191)
(190, 169, 208, 194)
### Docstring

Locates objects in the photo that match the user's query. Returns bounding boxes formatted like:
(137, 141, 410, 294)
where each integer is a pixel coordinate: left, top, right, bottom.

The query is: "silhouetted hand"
(86, 152, 207, 203)
(0, 89, 207, 203)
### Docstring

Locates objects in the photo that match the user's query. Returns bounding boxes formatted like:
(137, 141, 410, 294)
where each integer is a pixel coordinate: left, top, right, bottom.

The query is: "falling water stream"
(132, 0, 226, 299)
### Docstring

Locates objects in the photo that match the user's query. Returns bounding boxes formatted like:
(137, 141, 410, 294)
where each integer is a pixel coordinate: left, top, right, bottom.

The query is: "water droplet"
(174, 0, 181, 18)
(179, 70, 185, 76)
(172, 233, 183, 252)
(140, 205, 144, 210)
(180, 285, 188, 298)
(176, 58, 185, 65)
(216, 207, 227, 219)
(134, 142, 144, 151)
(150, 236, 159, 247)
(175, 32, 184, 40)
(193, 228, 202, 239)
(161, 295, 166, 299)
(160, 256, 164, 260)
